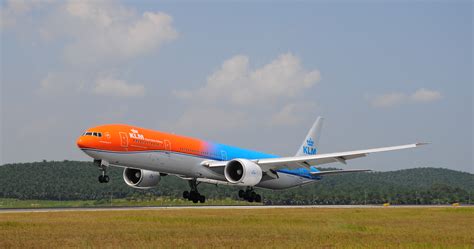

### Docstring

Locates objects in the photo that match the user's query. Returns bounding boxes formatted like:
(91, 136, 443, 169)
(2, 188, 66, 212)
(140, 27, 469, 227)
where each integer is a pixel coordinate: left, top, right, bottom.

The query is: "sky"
(1, 0, 472, 173)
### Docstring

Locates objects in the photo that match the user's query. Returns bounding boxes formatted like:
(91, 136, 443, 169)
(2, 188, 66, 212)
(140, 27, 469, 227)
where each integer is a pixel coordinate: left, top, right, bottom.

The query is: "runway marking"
(0, 205, 470, 213)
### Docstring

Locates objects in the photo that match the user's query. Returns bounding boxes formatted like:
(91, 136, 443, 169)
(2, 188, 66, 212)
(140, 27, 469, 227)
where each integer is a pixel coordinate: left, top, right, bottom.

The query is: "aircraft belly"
(86, 149, 223, 179)
(84, 149, 316, 189)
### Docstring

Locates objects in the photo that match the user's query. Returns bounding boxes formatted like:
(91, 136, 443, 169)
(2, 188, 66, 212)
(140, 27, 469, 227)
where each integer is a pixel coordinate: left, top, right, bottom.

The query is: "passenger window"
(98, 133, 102, 137)
(86, 132, 92, 136)
(93, 132, 97, 137)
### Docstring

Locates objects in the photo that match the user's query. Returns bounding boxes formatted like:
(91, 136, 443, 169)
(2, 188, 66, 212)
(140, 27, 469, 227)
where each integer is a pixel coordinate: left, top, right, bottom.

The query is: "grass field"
(1, 207, 473, 248)
(0, 198, 256, 209)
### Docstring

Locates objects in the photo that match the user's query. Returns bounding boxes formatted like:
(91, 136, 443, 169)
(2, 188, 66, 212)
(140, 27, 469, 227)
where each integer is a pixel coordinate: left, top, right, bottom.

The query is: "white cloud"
(272, 102, 318, 126)
(93, 77, 145, 97)
(173, 53, 321, 135)
(3, 0, 178, 95)
(0, 0, 53, 29)
(371, 92, 407, 108)
(410, 88, 442, 102)
(176, 53, 321, 106)
(59, 1, 178, 65)
(38, 72, 85, 95)
(370, 88, 442, 108)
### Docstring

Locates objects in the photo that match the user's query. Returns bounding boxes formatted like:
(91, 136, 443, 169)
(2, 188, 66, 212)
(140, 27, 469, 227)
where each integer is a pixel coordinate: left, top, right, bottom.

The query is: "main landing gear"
(94, 160, 110, 183)
(238, 187, 262, 203)
(182, 179, 206, 203)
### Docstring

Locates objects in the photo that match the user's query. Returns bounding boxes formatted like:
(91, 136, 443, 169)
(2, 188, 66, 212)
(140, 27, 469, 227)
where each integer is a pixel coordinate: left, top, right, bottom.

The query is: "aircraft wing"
(309, 169, 371, 176)
(204, 143, 426, 172)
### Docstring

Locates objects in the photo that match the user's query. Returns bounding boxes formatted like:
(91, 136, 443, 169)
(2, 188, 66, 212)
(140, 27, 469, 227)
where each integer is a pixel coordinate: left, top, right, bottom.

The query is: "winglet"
(416, 142, 430, 146)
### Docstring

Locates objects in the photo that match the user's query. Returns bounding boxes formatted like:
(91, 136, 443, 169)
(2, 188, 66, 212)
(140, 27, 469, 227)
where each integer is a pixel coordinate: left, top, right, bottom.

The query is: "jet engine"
(224, 159, 263, 186)
(123, 168, 161, 189)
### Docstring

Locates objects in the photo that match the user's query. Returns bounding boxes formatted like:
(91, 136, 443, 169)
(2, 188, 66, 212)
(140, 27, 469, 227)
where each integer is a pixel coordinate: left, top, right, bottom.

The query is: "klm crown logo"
(303, 138, 316, 155)
(306, 138, 314, 147)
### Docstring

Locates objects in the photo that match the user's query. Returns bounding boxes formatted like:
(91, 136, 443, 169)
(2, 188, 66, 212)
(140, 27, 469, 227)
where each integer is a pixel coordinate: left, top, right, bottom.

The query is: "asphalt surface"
(0, 205, 469, 213)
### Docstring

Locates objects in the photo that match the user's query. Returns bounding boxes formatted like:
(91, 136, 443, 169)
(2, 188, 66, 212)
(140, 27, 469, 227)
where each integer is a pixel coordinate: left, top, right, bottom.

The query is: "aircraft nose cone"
(76, 137, 87, 148)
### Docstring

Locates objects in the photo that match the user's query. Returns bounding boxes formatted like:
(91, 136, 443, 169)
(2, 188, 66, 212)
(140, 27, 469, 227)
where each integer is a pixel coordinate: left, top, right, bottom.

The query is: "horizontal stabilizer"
(310, 169, 371, 176)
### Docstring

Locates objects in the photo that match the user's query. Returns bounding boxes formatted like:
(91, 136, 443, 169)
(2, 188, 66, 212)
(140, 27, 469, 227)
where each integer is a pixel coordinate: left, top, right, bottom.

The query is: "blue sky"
(1, 0, 472, 173)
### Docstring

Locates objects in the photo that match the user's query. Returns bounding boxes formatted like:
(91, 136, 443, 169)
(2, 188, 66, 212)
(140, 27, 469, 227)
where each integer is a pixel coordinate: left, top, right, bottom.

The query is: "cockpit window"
(83, 131, 102, 137)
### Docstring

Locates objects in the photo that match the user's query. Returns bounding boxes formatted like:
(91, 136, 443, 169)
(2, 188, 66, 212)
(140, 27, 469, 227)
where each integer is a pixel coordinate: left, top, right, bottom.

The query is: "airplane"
(76, 117, 425, 203)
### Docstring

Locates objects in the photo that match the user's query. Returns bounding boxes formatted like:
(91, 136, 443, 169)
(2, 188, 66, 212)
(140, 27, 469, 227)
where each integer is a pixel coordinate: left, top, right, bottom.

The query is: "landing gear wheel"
(189, 191, 198, 200)
(98, 175, 109, 183)
(184, 179, 206, 203)
(189, 194, 197, 203)
(96, 160, 109, 183)
(238, 188, 261, 203)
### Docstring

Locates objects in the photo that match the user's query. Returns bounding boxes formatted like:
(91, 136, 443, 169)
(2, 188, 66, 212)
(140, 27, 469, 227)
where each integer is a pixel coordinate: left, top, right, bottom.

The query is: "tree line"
(0, 161, 472, 205)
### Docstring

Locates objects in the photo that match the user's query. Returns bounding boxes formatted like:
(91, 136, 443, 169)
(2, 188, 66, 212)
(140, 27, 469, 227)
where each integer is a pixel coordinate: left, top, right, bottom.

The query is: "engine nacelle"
(224, 159, 263, 186)
(123, 168, 161, 189)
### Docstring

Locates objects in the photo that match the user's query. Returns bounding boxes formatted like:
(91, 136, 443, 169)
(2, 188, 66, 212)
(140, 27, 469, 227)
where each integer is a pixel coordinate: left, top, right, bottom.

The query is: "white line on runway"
(0, 205, 470, 213)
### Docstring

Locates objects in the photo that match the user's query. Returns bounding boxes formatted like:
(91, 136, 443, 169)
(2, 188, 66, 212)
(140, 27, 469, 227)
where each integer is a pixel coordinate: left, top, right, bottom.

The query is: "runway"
(0, 205, 469, 213)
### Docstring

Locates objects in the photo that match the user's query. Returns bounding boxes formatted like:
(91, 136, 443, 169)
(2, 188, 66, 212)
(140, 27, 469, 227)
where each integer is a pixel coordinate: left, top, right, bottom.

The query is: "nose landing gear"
(183, 179, 206, 203)
(94, 160, 110, 183)
(98, 174, 109, 183)
(238, 188, 262, 203)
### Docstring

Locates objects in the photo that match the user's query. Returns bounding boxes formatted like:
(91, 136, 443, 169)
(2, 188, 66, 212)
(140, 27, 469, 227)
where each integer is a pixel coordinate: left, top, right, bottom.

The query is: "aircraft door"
(164, 140, 171, 158)
(221, 150, 227, 161)
(164, 140, 171, 151)
(119, 132, 128, 147)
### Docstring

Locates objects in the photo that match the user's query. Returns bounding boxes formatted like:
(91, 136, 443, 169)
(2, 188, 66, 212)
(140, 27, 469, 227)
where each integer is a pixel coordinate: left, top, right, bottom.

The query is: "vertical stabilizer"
(295, 117, 324, 156)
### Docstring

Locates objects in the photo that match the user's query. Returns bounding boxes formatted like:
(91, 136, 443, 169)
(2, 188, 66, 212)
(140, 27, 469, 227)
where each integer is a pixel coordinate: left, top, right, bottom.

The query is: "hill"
(0, 161, 472, 204)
